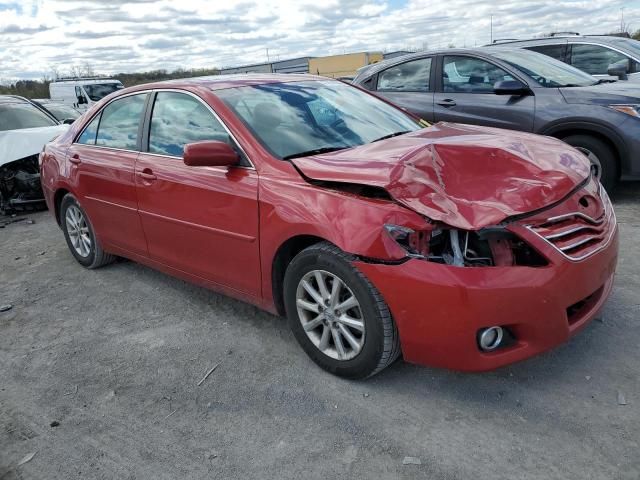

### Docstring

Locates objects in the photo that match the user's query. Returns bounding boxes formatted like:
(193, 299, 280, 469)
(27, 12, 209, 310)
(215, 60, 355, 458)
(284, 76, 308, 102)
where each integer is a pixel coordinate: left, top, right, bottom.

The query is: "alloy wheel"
(65, 205, 91, 257)
(295, 269, 365, 361)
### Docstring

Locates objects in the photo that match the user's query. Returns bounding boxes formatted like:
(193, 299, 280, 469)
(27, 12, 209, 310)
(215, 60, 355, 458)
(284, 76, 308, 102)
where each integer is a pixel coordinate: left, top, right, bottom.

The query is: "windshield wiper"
(283, 146, 348, 160)
(372, 131, 410, 142)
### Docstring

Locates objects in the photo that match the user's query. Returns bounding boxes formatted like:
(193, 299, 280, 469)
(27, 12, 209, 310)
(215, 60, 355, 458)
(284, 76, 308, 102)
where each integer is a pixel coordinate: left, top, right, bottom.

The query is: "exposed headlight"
(384, 224, 547, 267)
(609, 104, 640, 118)
(383, 225, 430, 258)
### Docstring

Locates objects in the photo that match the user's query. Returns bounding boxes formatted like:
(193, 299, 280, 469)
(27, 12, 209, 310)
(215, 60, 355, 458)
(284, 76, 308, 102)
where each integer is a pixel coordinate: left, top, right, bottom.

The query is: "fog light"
(478, 326, 504, 352)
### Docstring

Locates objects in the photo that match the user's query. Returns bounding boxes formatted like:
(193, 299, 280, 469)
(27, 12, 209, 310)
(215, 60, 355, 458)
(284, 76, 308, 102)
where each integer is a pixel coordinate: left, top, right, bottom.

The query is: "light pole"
(490, 14, 493, 44)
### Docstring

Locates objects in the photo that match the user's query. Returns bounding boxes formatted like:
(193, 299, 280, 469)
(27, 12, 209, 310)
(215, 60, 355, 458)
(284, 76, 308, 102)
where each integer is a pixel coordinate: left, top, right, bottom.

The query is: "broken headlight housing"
(384, 224, 547, 267)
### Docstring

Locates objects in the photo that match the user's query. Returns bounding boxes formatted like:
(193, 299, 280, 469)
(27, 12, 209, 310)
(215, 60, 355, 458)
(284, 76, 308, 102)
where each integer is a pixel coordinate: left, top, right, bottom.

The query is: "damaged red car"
(40, 75, 618, 378)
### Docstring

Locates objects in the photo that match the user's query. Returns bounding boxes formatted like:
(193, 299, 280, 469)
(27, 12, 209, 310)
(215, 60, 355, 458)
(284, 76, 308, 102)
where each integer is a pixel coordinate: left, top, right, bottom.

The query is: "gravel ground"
(1, 185, 639, 480)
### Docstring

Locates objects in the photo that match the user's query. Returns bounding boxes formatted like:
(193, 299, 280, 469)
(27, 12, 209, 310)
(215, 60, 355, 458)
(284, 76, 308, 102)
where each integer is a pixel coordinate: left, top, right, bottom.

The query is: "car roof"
(353, 47, 520, 80)
(487, 34, 636, 48)
(0, 95, 31, 105)
(123, 73, 331, 93)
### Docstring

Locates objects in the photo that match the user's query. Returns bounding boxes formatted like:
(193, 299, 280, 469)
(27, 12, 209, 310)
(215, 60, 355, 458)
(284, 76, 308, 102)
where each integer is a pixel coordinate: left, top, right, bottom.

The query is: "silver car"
(486, 33, 640, 83)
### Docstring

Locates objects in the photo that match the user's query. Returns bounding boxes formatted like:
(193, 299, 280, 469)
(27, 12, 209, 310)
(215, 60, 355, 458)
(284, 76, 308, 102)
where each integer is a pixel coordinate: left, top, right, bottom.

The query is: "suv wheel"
(562, 135, 617, 192)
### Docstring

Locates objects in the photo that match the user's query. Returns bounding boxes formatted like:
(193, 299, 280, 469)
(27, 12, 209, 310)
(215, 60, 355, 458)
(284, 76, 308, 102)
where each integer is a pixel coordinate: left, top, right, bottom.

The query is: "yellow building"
(308, 52, 384, 78)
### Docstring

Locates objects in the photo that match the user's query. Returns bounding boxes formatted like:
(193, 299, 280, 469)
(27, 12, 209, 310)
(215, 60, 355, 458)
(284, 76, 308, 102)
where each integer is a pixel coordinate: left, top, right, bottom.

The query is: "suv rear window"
(377, 58, 432, 92)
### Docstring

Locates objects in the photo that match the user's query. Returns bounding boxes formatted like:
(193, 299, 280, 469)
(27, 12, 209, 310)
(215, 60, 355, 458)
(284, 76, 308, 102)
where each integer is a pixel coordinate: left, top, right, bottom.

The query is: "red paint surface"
(41, 75, 618, 371)
(292, 122, 591, 230)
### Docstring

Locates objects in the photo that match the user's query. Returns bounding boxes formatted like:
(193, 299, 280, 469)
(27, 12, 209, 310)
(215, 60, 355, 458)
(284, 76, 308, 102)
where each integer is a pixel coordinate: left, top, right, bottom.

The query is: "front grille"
(527, 187, 616, 261)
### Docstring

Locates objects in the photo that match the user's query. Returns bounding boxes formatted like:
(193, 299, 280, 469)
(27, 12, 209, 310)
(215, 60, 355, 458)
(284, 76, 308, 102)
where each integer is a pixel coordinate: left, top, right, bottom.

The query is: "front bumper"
(355, 225, 619, 372)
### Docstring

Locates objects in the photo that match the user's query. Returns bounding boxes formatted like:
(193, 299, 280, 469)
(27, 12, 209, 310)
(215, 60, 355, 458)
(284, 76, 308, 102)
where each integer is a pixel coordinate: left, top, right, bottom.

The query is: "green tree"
(633, 30, 640, 40)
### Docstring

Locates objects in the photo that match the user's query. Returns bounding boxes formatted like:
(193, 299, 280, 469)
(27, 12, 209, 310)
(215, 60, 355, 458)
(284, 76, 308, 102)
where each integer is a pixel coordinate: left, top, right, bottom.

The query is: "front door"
(433, 55, 535, 132)
(135, 91, 261, 295)
(68, 93, 149, 256)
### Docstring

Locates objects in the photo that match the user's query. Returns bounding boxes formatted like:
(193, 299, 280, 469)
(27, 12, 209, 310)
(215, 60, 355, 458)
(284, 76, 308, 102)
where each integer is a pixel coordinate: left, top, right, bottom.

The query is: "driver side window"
(442, 56, 513, 93)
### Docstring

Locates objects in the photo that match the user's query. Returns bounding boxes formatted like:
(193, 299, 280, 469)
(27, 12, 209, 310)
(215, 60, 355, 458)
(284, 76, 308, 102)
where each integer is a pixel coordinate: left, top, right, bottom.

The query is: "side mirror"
(62, 118, 76, 125)
(183, 141, 239, 167)
(493, 79, 531, 96)
(607, 64, 629, 81)
(77, 95, 87, 105)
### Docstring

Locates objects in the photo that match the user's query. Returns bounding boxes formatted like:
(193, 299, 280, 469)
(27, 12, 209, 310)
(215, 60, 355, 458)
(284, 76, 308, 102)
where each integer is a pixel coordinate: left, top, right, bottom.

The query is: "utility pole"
(266, 48, 270, 62)
(490, 14, 493, 44)
(620, 7, 625, 33)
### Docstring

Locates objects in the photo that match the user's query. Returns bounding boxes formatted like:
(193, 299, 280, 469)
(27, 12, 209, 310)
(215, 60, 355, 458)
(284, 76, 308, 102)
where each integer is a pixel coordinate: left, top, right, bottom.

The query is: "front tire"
(60, 194, 115, 269)
(562, 134, 617, 192)
(283, 242, 400, 379)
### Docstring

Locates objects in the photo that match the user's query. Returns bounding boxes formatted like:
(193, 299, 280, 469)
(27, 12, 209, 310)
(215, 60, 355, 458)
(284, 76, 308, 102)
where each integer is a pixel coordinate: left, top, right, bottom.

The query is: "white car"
(0, 95, 68, 215)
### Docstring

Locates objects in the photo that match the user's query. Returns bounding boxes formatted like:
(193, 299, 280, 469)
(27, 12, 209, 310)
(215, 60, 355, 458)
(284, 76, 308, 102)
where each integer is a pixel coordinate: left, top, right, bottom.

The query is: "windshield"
(216, 80, 421, 159)
(83, 83, 123, 102)
(0, 103, 58, 131)
(42, 104, 80, 121)
(609, 38, 640, 57)
(492, 49, 598, 87)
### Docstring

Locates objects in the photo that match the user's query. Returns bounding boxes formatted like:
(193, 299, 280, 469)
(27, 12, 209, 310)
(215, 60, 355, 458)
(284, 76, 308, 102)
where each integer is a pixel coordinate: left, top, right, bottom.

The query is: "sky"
(0, 0, 639, 81)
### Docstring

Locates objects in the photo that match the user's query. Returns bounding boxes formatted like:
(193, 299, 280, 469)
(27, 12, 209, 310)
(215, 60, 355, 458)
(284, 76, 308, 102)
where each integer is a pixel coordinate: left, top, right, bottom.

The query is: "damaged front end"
(384, 223, 548, 268)
(0, 154, 45, 215)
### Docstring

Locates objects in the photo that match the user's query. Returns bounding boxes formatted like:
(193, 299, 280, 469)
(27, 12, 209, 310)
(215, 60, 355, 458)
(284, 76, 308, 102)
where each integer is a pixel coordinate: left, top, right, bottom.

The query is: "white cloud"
(0, 0, 637, 79)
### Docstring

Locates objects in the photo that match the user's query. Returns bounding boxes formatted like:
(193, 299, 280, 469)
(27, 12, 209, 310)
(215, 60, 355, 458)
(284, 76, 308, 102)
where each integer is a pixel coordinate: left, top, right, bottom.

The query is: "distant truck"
(309, 52, 383, 78)
(49, 77, 124, 111)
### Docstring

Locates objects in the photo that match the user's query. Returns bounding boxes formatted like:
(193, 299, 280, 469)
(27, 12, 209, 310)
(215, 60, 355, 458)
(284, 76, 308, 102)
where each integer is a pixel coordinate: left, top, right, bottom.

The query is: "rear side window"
(95, 94, 146, 150)
(570, 44, 630, 75)
(77, 114, 100, 145)
(377, 58, 432, 92)
(442, 56, 513, 93)
(148, 92, 229, 157)
(526, 44, 567, 62)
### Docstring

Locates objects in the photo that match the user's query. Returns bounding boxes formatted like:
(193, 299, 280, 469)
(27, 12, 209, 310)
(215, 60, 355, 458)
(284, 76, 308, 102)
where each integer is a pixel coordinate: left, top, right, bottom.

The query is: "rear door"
(433, 54, 535, 131)
(135, 90, 261, 295)
(370, 57, 435, 121)
(67, 92, 149, 256)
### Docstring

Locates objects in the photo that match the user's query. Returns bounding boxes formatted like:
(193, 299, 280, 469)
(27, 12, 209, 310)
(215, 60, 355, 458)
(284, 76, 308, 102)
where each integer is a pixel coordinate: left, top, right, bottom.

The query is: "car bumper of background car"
(354, 226, 619, 372)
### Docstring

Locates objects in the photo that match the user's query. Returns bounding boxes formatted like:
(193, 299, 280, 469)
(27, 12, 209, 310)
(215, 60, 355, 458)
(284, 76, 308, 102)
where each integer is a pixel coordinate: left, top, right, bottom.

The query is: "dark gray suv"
(353, 47, 640, 190)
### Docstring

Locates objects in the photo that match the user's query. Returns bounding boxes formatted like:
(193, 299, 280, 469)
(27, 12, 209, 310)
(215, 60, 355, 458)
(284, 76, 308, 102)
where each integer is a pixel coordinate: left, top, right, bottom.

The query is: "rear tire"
(59, 194, 115, 269)
(562, 134, 617, 192)
(283, 242, 401, 379)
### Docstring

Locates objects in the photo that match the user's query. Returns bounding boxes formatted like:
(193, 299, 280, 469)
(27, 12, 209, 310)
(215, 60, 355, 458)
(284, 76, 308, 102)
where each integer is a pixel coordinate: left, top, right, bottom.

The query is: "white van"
(49, 78, 124, 111)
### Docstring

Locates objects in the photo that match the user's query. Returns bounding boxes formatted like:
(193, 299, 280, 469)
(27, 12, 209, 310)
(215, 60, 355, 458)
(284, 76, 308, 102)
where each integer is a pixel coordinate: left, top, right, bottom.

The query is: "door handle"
(138, 169, 157, 181)
(437, 99, 457, 107)
(69, 154, 81, 164)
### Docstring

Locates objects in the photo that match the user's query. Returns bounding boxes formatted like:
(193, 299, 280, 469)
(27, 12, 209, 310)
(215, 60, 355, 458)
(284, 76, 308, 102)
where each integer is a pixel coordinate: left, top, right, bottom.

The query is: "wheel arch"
(53, 187, 71, 226)
(540, 121, 627, 178)
(271, 234, 333, 316)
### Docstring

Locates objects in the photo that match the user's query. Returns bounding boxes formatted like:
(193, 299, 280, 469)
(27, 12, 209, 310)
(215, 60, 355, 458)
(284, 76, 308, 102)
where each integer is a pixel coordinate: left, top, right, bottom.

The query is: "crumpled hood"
(560, 81, 640, 105)
(0, 124, 69, 167)
(292, 122, 590, 230)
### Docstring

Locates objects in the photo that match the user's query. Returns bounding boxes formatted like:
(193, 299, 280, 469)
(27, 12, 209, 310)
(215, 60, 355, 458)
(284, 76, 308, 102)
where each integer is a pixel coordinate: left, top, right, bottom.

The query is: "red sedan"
(40, 74, 618, 378)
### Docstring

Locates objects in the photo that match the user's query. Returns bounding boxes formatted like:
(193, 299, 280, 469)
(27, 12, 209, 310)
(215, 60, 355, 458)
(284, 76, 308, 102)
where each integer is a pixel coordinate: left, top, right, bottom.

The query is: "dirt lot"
(1, 185, 639, 480)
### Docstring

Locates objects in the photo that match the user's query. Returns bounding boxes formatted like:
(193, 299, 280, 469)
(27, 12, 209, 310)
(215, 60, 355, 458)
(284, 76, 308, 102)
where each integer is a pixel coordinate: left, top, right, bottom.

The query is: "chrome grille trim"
(526, 185, 616, 262)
